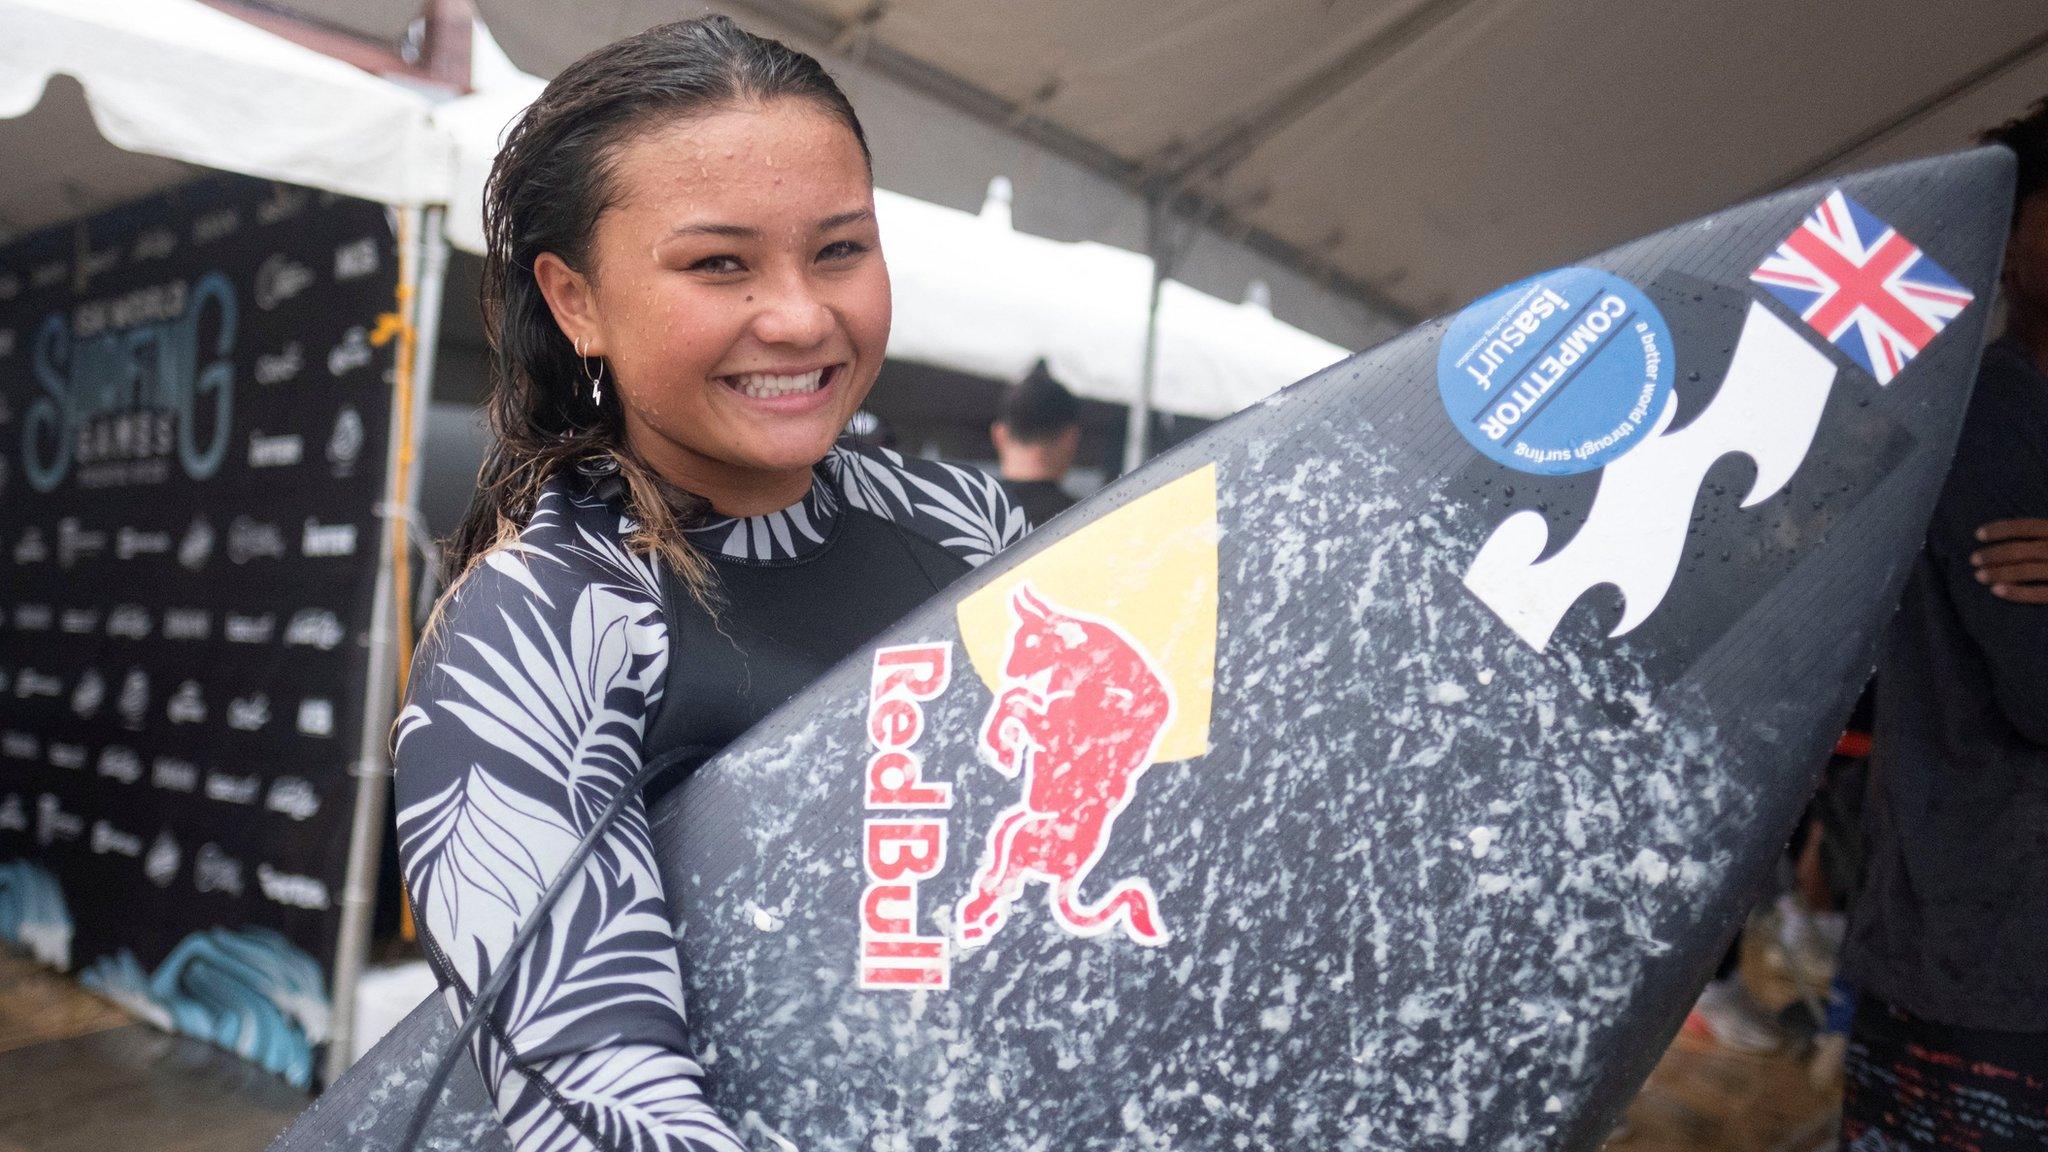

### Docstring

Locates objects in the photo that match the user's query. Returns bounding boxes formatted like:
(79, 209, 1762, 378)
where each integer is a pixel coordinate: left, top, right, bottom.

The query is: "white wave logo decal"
(1464, 302, 1836, 651)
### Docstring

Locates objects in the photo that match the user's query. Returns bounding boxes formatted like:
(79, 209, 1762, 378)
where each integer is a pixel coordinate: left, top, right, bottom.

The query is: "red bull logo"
(858, 643, 955, 989)
(955, 585, 1176, 948)
(852, 465, 1215, 990)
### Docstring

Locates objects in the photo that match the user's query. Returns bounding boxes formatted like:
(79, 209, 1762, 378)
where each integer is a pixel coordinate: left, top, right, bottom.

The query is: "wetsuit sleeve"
(392, 494, 748, 1152)
(1923, 355, 2048, 745)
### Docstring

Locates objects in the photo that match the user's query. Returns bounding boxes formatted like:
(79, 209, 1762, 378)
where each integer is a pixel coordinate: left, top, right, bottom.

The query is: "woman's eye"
(819, 240, 868, 262)
(689, 254, 745, 274)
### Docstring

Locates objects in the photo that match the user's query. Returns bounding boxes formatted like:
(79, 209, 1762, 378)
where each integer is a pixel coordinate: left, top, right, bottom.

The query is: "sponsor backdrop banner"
(0, 173, 399, 1086)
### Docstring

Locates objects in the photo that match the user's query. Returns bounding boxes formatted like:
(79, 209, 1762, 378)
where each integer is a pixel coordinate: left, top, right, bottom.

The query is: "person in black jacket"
(1837, 101, 2048, 1151)
(991, 360, 1082, 526)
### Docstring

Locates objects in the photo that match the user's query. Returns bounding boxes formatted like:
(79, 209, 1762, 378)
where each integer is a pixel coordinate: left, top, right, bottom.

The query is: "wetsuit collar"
(683, 466, 840, 563)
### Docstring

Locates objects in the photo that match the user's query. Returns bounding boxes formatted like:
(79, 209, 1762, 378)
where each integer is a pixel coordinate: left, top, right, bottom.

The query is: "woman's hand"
(1972, 518, 2048, 604)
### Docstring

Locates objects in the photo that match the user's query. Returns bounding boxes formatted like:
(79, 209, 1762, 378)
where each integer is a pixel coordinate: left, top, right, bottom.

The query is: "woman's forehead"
(609, 100, 870, 219)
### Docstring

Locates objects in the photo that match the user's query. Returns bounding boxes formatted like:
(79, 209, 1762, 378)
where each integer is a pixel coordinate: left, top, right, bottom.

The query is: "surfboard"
(274, 147, 2012, 1152)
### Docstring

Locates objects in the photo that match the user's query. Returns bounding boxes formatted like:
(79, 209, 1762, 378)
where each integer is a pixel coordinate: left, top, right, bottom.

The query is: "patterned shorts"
(1842, 995, 2048, 1151)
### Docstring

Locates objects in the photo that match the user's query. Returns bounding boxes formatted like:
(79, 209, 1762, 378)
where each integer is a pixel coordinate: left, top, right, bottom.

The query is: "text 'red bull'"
(956, 585, 1175, 949)
(859, 643, 954, 989)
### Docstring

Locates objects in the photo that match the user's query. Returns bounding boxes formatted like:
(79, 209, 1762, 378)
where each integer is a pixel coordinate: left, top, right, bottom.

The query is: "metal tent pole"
(324, 203, 449, 1087)
(1122, 193, 1169, 475)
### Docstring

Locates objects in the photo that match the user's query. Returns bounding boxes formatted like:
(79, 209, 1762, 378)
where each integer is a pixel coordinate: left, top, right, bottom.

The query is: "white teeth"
(731, 368, 826, 399)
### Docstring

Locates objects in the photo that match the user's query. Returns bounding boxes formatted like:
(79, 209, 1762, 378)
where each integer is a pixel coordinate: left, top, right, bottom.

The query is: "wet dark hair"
(440, 15, 870, 602)
(1983, 97, 2048, 224)
(998, 360, 1082, 442)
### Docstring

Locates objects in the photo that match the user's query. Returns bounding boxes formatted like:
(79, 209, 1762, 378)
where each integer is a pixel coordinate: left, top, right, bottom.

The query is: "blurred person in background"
(1835, 101, 2048, 1150)
(991, 359, 1082, 526)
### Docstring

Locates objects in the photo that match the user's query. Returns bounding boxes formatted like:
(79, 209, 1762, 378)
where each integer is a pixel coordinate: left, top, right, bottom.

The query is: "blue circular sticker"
(1436, 267, 1673, 475)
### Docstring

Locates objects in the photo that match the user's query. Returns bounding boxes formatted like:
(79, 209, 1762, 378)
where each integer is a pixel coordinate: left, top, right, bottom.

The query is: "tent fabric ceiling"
(0, 0, 449, 237)
(242, 0, 2048, 317)
(248, 0, 426, 46)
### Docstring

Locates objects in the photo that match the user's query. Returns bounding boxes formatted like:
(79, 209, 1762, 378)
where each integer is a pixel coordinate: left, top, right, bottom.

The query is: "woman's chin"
(729, 426, 848, 475)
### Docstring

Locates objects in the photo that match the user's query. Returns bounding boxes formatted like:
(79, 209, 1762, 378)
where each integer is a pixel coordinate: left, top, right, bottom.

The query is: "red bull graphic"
(955, 585, 1176, 948)
(859, 644, 955, 989)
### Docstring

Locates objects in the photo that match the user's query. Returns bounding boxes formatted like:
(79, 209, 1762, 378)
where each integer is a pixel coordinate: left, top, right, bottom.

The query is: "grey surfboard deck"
(274, 147, 2011, 1152)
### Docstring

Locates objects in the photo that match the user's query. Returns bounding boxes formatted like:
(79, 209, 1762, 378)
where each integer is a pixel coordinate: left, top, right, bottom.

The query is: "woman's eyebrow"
(667, 221, 757, 239)
(663, 209, 870, 240)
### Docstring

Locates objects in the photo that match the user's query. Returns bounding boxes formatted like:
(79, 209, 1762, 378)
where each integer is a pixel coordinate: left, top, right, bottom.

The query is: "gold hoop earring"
(575, 336, 605, 408)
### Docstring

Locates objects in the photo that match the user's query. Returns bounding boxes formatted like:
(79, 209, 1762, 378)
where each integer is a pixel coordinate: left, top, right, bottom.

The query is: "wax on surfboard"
(273, 146, 2013, 1152)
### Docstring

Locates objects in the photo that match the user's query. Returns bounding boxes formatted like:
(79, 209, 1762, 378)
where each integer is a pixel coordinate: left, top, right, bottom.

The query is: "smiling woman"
(393, 18, 1026, 1152)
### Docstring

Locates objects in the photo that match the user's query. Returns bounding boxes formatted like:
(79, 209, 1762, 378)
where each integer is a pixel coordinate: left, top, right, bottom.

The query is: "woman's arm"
(394, 488, 747, 1152)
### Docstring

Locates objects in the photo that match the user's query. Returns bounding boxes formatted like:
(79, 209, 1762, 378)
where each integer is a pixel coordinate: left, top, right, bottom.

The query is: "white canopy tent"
(434, 31, 1349, 421)
(254, 0, 2048, 322)
(0, 0, 448, 235)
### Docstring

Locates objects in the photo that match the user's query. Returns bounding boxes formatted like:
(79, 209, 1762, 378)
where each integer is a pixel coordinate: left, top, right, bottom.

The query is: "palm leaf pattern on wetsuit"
(393, 453, 1021, 1152)
(395, 483, 741, 1152)
(826, 442, 1029, 562)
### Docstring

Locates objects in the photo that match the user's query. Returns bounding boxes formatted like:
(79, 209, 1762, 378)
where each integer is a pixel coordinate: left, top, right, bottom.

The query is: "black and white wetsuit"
(392, 440, 1027, 1152)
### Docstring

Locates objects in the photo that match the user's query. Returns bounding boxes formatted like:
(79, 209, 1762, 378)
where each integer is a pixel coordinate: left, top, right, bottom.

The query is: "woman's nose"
(749, 274, 835, 348)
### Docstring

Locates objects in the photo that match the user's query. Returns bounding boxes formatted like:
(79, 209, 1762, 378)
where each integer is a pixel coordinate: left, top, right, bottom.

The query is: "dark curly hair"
(1983, 97, 2048, 225)
(440, 15, 870, 602)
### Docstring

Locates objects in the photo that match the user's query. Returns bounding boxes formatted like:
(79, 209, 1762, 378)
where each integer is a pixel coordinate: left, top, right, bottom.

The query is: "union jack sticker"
(1750, 190, 1974, 385)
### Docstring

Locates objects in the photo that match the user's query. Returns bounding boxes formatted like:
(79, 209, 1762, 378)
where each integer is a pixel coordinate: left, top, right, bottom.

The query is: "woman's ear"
(533, 251, 602, 354)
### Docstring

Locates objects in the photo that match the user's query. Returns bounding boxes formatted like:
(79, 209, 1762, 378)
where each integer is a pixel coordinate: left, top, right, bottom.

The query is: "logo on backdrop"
(227, 693, 270, 732)
(297, 698, 334, 737)
(162, 607, 210, 640)
(22, 273, 237, 492)
(224, 612, 275, 644)
(71, 670, 105, 718)
(327, 327, 372, 377)
(333, 237, 379, 281)
(58, 518, 106, 566)
(266, 778, 319, 821)
(117, 669, 149, 730)
(106, 605, 152, 640)
(301, 518, 357, 557)
(179, 517, 215, 569)
(144, 832, 181, 887)
(327, 408, 364, 475)
(132, 228, 177, 263)
(166, 680, 207, 725)
(98, 746, 142, 785)
(194, 843, 244, 897)
(255, 185, 309, 226)
(152, 756, 199, 793)
(248, 431, 304, 468)
(254, 254, 311, 310)
(254, 342, 303, 385)
(192, 208, 239, 245)
(116, 527, 170, 560)
(37, 794, 84, 845)
(284, 609, 343, 650)
(228, 516, 285, 563)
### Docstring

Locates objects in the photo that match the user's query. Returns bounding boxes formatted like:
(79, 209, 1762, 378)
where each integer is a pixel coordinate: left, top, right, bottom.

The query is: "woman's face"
(539, 98, 889, 508)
